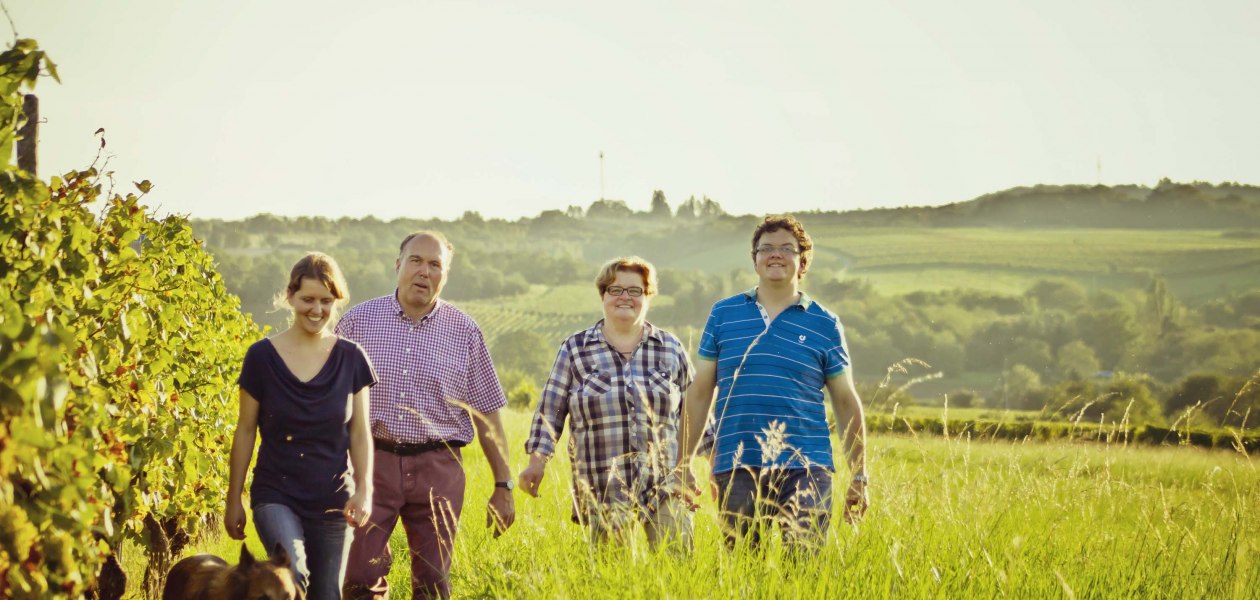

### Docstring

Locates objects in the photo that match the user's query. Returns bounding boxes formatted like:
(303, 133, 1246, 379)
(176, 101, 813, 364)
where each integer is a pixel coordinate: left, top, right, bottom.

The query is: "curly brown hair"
(750, 214, 813, 279)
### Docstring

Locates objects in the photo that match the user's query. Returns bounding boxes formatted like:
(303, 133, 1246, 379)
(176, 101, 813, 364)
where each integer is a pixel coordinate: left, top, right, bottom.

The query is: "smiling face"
(601, 269, 651, 325)
(288, 277, 337, 335)
(753, 228, 803, 284)
(396, 234, 449, 317)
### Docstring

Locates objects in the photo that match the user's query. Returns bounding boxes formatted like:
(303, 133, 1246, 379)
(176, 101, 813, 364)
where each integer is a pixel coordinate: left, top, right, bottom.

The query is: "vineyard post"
(17, 93, 36, 174)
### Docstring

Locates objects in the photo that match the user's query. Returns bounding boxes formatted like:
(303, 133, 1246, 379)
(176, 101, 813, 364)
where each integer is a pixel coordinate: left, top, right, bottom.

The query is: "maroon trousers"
(344, 447, 465, 600)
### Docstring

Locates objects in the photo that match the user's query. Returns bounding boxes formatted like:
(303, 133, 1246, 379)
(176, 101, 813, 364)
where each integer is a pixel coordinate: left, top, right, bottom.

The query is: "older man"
(337, 230, 514, 599)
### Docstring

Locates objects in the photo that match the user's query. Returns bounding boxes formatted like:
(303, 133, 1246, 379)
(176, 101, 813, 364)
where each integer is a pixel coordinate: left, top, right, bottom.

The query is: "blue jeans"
(254, 503, 351, 600)
(713, 467, 833, 551)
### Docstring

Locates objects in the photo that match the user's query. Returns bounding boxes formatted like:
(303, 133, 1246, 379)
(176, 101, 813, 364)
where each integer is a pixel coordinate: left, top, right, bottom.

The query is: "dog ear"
(239, 544, 256, 567)
(271, 542, 292, 568)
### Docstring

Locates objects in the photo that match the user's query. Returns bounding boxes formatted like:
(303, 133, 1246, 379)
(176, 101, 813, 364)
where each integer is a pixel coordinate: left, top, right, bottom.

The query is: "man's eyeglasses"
(754, 245, 801, 256)
(605, 286, 645, 297)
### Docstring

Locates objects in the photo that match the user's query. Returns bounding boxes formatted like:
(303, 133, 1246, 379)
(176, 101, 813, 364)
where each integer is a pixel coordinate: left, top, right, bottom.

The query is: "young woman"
(519, 256, 694, 548)
(224, 252, 376, 599)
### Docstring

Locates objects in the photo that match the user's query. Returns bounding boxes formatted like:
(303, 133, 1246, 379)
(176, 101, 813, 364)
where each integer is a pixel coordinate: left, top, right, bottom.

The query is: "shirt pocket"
(575, 370, 617, 424)
(646, 366, 682, 419)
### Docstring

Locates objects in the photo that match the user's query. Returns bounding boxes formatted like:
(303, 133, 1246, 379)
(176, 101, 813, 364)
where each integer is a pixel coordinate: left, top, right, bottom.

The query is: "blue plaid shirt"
(526, 320, 693, 518)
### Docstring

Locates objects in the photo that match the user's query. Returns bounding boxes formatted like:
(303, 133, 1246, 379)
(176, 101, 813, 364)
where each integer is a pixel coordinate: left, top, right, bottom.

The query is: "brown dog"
(162, 543, 301, 600)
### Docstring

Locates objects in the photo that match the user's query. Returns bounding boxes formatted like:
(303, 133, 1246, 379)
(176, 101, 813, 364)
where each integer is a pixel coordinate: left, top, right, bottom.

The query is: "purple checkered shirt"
(335, 293, 506, 445)
(526, 321, 693, 516)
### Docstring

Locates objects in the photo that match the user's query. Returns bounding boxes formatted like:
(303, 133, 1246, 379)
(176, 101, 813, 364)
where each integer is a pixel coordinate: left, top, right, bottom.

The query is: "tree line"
(194, 212, 1260, 432)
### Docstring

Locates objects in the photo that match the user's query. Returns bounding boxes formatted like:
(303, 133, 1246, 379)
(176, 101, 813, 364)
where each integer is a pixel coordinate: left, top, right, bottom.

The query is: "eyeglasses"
(754, 245, 801, 256)
(605, 286, 645, 297)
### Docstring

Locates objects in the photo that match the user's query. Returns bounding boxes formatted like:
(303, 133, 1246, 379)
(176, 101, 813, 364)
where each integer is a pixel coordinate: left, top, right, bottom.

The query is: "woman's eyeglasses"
(605, 286, 645, 297)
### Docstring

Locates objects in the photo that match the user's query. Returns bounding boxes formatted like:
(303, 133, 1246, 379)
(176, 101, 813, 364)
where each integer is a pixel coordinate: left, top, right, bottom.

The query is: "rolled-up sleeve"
(525, 342, 575, 458)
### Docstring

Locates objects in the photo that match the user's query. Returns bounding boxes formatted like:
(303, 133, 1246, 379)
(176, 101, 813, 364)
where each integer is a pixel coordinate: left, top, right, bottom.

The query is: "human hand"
(674, 466, 702, 511)
(344, 490, 372, 528)
(487, 488, 515, 538)
(844, 479, 869, 524)
(519, 456, 546, 498)
(224, 498, 247, 540)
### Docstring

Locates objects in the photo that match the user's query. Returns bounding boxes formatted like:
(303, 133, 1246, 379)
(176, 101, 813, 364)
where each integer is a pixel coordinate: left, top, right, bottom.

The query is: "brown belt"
(373, 438, 466, 456)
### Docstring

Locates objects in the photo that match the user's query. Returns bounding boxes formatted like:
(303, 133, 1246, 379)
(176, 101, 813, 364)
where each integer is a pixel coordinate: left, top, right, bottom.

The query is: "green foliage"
(498, 368, 540, 410)
(0, 39, 259, 597)
(492, 329, 554, 382)
(1002, 364, 1042, 410)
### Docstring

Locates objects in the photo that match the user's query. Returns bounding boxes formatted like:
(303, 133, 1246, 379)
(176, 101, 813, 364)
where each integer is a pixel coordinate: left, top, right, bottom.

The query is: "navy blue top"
(698, 289, 849, 473)
(238, 337, 377, 521)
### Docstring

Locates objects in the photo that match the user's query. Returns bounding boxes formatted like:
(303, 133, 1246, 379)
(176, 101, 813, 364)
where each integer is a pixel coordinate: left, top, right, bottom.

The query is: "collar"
(391, 290, 444, 322)
(741, 287, 814, 310)
(582, 319, 663, 346)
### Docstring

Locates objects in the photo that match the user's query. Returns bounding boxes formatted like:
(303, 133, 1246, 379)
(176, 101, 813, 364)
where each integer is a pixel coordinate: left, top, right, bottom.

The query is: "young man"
(337, 231, 514, 599)
(679, 215, 868, 549)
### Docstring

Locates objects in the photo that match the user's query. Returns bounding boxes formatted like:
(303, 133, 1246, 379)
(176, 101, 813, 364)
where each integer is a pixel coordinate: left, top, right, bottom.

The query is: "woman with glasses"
(519, 256, 695, 548)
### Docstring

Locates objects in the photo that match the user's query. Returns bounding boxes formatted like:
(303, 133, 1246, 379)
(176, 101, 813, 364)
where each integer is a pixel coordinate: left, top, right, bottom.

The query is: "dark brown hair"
(751, 214, 813, 279)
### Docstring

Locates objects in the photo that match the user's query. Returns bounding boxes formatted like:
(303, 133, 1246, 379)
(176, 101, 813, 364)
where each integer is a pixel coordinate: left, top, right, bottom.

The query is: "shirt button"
(402, 370, 408, 375)
(400, 393, 406, 399)
(285, 435, 293, 442)
(405, 348, 411, 353)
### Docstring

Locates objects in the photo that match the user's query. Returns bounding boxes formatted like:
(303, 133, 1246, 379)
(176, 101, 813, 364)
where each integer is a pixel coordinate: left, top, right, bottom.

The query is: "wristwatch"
(852, 474, 869, 484)
(495, 480, 515, 491)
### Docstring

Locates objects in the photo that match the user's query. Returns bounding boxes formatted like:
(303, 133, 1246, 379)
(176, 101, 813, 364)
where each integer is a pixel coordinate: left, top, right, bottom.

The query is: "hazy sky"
(11, 1, 1260, 220)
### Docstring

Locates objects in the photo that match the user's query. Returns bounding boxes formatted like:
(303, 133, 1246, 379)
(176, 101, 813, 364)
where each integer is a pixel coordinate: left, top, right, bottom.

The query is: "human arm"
(225, 388, 260, 540)
(519, 344, 574, 497)
(676, 358, 717, 496)
(343, 385, 373, 527)
(461, 325, 516, 536)
(474, 409, 515, 536)
(826, 370, 868, 523)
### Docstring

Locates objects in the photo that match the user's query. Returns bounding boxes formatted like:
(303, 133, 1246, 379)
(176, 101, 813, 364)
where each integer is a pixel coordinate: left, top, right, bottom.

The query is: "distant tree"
(1099, 373, 1161, 425)
(1025, 279, 1087, 312)
(1008, 339, 1054, 376)
(1142, 275, 1178, 337)
(528, 210, 582, 238)
(947, 389, 980, 408)
(650, 190, 671, 218)
(676, 196, 700, 219)
(699, 196, 726, 217)
(1075, 308, 1139, 369)
(1165, 373, 1228, 418)
(587, 199, 633, 219)
(1003, 364, 1043, 410)
(1055, 340, 1101, 380)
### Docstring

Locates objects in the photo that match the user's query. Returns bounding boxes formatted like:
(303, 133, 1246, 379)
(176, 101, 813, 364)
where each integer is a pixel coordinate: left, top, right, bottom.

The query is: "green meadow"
(127, 407, 1260, 598)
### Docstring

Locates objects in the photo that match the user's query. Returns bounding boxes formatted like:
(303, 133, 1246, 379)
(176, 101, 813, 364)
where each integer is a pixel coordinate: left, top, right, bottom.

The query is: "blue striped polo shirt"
(698, 288, 850, 474)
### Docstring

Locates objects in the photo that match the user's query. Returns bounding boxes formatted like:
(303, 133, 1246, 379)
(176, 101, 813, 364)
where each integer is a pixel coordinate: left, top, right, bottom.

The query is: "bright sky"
(10, 0, 1260, 221)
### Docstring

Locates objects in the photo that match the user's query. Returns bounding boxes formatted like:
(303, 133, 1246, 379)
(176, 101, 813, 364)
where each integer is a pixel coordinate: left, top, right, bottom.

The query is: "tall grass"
(133, 408, 1259, 598)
